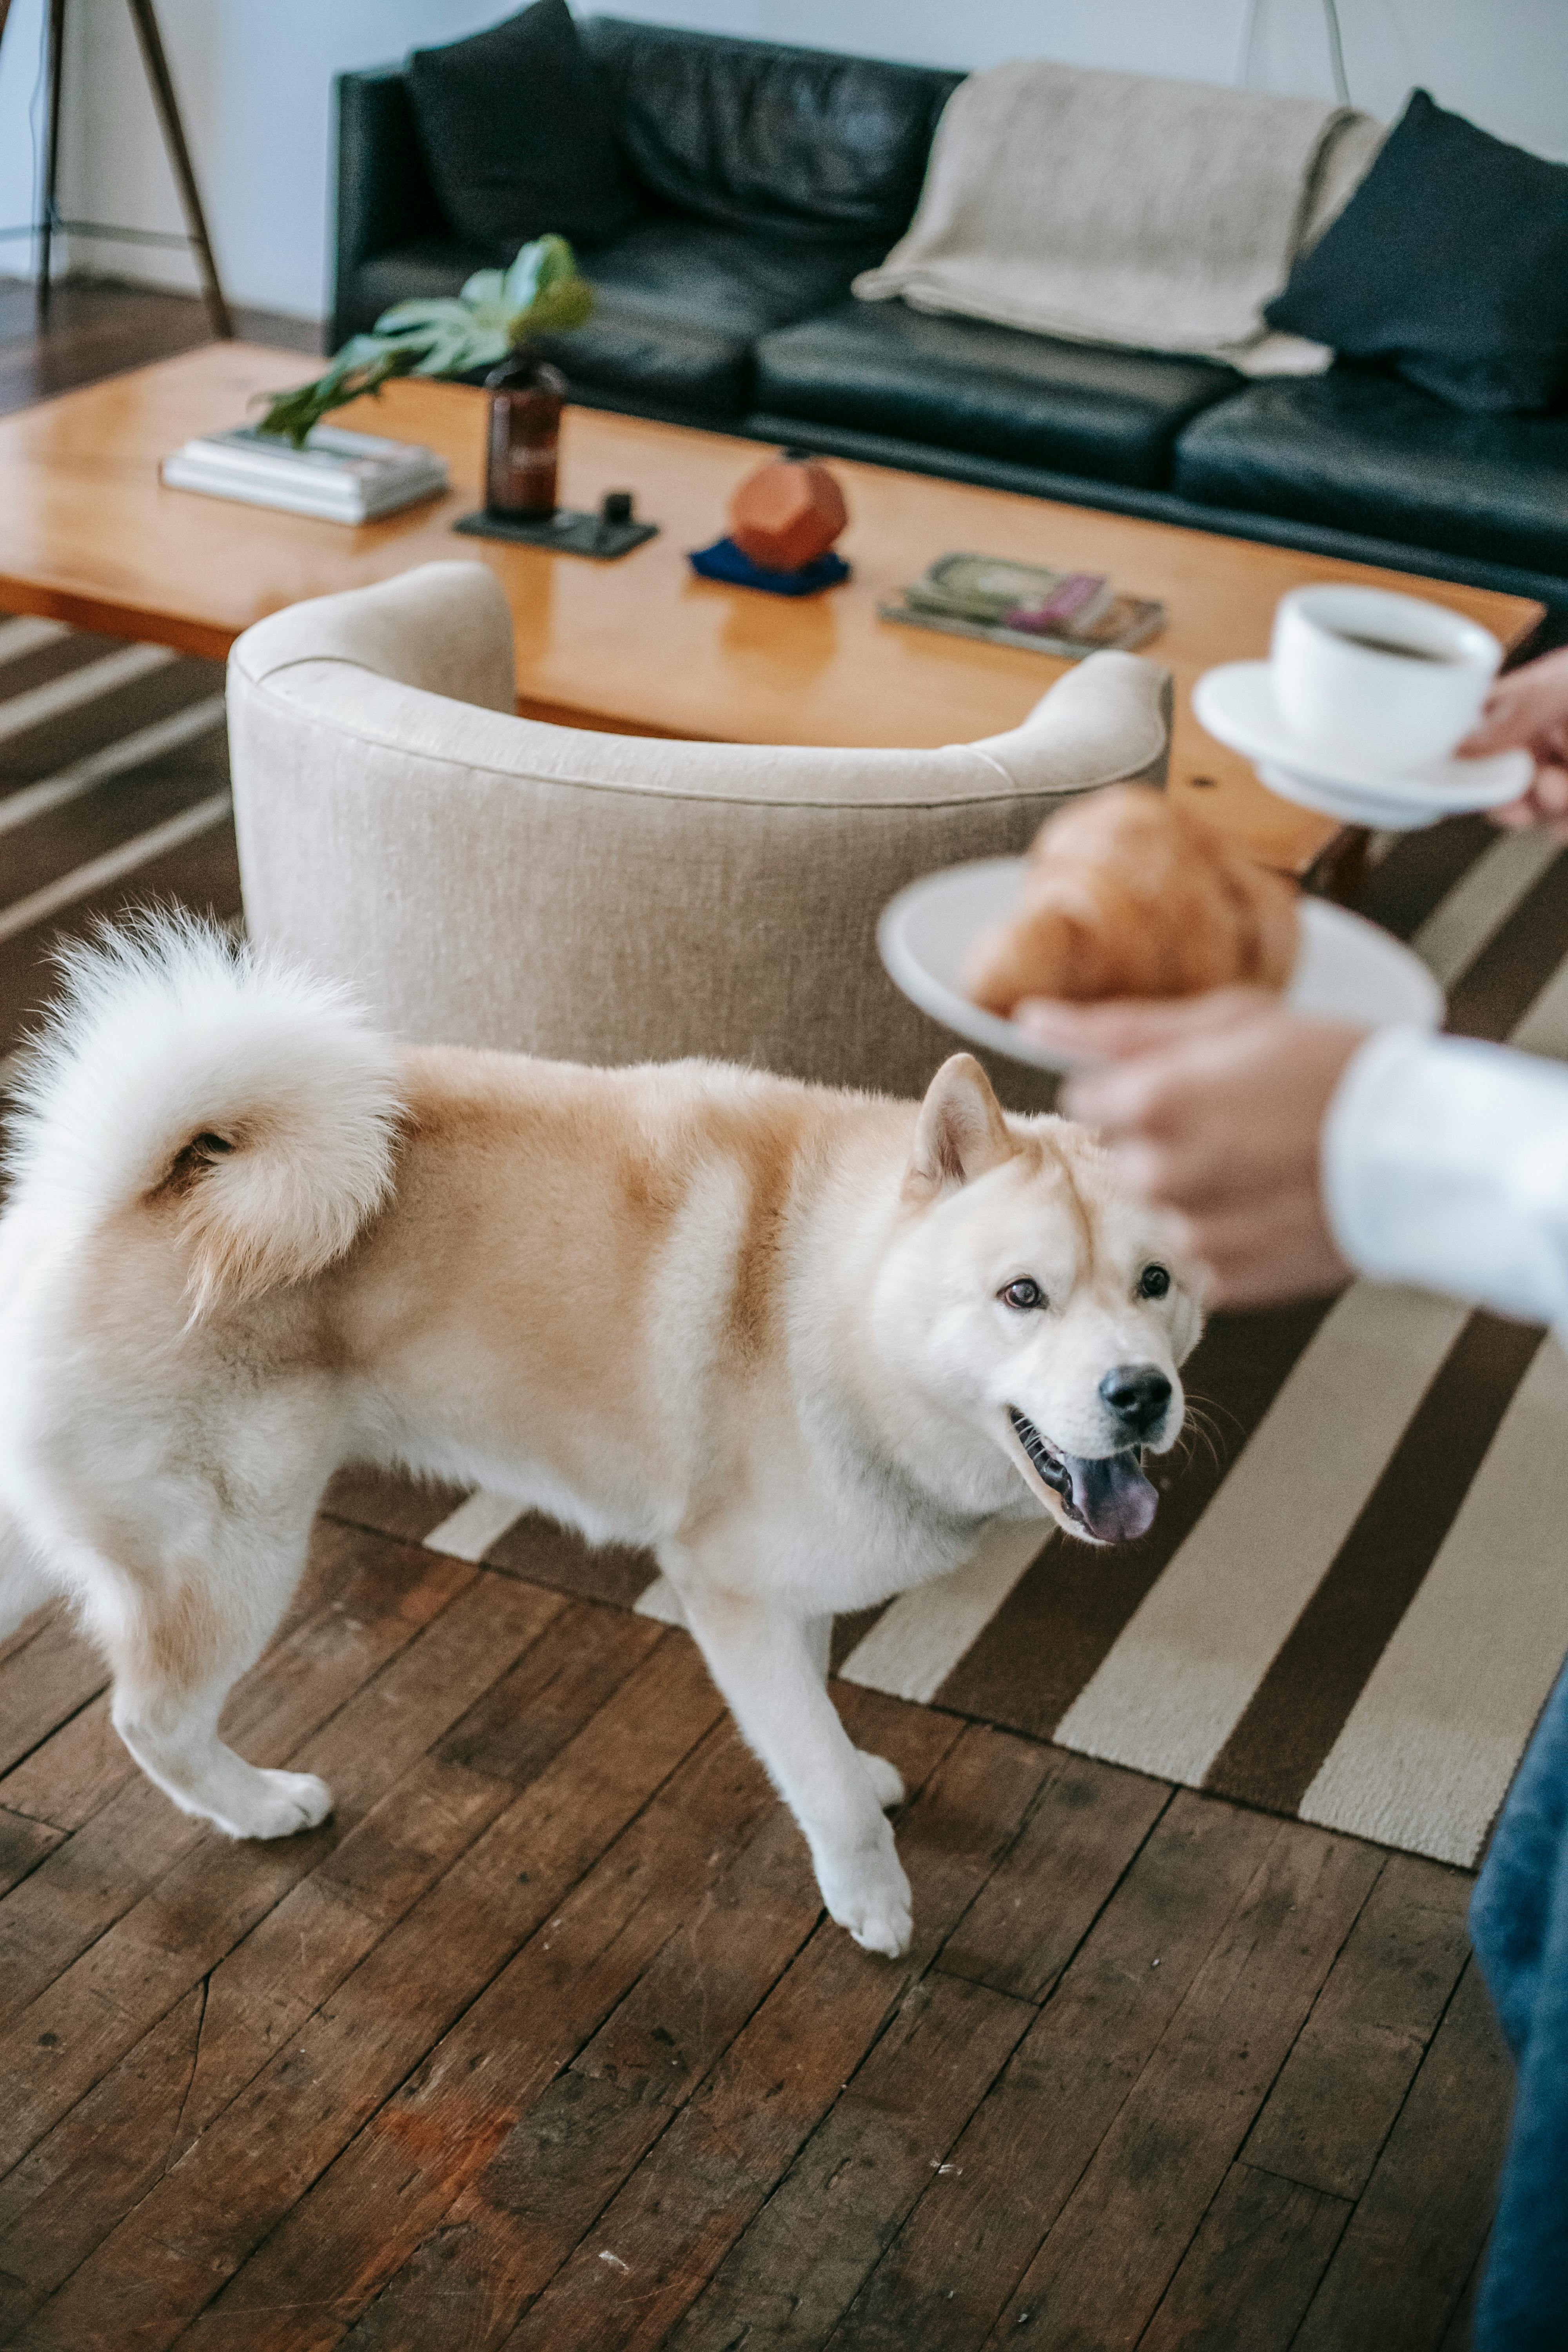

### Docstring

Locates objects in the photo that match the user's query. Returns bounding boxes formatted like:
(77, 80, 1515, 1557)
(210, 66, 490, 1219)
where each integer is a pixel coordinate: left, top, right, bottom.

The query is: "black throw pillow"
(407, 0, 641, 260)
(1265, 89, 1568, 414)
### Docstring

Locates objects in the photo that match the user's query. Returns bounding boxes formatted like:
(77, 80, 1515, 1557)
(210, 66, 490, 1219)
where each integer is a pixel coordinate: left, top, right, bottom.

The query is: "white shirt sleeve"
(1323, 1026, 1568, 1326)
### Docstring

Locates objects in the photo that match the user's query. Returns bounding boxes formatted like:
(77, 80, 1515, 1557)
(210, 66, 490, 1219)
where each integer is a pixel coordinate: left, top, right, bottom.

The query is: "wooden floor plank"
(0, 1805, 65, 1899)
(0, 1988, 207, 2343)
(1241, 1852, 1474, 2201)
(0, 1523, 471, 2040)
(936, 1749, 1169, 2003)
(665, 1971, 1032, 2352)
(984, 1824, 1379, 2350)
(495, 1722, 1052, 2352)
(1290, 1961, 1511, 2352)
(0, 1605, 107, 1780)
(0, 1557, 565, 2322)
(0, 1751, 515, 2332)
(1134, 2162, 1351, 2352)
(178, 1685, 949, 2352)
(318, 1465, 467, 1547)
(828, 1791, 1279, 2352)
(339, 1688, 969, 2352)
(42, 1635, 722, 2352)
(340, 1801, 827, 2352)
(0, 1555, 539, 2188)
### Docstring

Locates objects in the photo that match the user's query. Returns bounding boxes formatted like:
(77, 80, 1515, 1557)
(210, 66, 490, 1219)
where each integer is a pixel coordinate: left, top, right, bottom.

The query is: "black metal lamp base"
(452, 506, 658, 561)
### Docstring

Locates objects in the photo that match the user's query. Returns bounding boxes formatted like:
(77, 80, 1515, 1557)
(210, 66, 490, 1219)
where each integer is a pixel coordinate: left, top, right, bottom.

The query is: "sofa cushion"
(407, 0, 640, 260)
(1265, 90, 1568, 416)
(753, 301, 1239, 489)
(349, 222, 878, 417)
(579, 16, 960, 246)
(1174, 368, 1568, 576)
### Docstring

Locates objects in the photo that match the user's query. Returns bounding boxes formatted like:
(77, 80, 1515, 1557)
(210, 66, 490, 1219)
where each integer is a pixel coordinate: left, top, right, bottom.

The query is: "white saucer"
(878, 855, 1443, 1074)
(1193, 662, 1530, 830)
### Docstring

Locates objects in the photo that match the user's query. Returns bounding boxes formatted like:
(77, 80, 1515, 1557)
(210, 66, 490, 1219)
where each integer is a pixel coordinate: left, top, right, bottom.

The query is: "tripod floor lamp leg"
(124, 0, 233, 338)
(37, 0, 67, 318)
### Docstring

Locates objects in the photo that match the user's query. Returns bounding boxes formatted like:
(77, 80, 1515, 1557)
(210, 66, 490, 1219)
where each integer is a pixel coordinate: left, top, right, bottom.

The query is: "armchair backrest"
(228, 562, 1170, 1105)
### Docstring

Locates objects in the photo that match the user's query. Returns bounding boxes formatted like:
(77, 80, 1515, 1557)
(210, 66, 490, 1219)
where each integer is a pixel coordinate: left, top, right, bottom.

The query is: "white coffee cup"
(1271, 585, 1501, 776)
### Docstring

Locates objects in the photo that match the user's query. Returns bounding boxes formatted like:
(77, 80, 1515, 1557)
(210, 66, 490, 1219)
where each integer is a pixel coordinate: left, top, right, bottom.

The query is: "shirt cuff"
(1323, 1027, 1568, 1324)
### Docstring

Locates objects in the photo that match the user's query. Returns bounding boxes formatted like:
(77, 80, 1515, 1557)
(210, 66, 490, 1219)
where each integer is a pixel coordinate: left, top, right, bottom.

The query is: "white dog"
(0, 922, 1202, 1955)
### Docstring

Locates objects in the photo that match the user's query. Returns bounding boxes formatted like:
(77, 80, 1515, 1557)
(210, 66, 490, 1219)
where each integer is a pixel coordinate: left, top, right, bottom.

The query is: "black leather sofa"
(334, 18, 1568, 615)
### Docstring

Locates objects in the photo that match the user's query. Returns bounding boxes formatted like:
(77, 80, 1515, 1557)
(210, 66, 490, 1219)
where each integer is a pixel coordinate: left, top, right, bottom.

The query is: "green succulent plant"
(255, 235, 595, 446)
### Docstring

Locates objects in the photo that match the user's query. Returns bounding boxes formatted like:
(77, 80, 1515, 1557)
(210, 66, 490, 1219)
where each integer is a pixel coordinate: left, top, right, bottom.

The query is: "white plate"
(878, 855, 1443, 1074)
(1193, 661, 1530, 829)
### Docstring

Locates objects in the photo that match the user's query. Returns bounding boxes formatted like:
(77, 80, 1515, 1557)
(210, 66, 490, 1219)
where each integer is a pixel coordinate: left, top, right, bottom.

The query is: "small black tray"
(452, 507, 658, 560)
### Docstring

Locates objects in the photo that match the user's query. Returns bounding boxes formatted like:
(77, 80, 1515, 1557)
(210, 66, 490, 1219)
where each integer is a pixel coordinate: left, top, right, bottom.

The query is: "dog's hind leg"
(803, 1611, 905, 1814)
(674, 1574, 912, 1957)
(89, 1522, 332, 1841)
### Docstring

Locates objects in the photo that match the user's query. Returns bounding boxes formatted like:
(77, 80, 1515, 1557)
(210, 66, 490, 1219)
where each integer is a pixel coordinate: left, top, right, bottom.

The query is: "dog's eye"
(1139, 1264, 1171, 1300)
(1000, 1278, 1045, 1312)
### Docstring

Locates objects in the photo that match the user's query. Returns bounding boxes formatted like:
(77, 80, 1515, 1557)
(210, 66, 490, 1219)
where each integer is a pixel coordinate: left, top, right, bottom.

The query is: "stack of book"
(880, 553, 1165, 658)
(160, 423, 449, 525)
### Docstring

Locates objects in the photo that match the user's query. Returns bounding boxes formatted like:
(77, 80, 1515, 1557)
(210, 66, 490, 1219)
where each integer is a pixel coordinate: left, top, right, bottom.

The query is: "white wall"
(4, 0, 1565, 321)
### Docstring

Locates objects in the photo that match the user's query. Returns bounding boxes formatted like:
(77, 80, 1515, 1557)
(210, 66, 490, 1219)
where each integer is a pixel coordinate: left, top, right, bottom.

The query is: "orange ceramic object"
(727, 450, 848, 572)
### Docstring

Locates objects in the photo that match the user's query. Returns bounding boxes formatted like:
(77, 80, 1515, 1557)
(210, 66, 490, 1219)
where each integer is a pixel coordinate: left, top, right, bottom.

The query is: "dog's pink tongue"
(1067, 1452, 1158, 1543)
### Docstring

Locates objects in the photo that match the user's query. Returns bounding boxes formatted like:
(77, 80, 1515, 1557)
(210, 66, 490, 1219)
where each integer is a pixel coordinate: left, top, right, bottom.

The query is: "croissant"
(964, 784, 1300, 1014)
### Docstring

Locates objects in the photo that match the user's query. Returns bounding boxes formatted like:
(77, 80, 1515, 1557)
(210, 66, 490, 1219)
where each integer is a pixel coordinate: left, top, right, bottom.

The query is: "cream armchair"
(227, 562, 1170, 1104)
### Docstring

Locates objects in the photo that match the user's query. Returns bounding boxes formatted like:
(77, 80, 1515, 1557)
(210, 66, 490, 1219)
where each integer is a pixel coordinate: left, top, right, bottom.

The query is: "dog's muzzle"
(1007, 1406, 1158, 1543)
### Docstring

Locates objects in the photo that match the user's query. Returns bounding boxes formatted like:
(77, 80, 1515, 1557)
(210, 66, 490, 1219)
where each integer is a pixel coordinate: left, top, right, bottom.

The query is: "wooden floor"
(0, 280, 1512, 2352)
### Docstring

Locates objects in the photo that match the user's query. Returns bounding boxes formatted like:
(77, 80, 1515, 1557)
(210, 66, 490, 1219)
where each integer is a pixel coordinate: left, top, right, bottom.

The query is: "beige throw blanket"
(854, 62, 1385, 375)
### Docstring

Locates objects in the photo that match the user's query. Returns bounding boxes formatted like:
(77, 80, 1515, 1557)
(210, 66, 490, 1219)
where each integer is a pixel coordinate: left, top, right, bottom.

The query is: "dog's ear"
(904, 1054, 1017, 1202)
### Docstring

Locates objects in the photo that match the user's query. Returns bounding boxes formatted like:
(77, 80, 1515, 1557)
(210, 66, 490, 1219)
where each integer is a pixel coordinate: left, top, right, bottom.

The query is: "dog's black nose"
(1099, 1364, 1172, 1434)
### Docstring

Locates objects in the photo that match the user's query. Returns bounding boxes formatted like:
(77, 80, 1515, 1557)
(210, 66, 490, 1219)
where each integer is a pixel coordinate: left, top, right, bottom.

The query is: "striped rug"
(0, 611, 236, 1071)
(4, 620, 1565, 1872)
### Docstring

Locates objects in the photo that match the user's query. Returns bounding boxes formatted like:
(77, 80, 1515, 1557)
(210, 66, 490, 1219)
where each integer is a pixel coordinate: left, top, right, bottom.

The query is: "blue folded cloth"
(688, 536, 850, 596)
(1472, 1654, 1568, 2348)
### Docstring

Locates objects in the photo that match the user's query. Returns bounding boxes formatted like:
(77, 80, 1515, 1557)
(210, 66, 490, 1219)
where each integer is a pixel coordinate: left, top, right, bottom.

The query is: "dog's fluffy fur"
(0, 920, 1202, 1955)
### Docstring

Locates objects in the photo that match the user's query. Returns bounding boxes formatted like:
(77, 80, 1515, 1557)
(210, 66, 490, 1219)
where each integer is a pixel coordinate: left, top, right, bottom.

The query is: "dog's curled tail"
(5, 915, 403, 1311)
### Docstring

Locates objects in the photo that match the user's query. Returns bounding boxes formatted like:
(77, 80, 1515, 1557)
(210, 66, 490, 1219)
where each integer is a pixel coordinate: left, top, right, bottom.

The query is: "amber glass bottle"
(484, 353, 567, 520)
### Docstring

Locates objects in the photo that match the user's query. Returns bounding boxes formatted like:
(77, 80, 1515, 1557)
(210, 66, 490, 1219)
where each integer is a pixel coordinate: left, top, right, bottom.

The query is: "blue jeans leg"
(1471, 1659, 1568, 2350)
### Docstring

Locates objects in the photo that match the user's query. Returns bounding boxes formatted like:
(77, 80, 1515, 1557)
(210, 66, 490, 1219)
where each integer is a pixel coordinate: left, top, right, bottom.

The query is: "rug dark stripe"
(0, 656, 222, 799)
(1205, 1310, 1548, 1814)
(0, 806, 241, 1054)
(4, 733, 228, 911)
(0, 628, 234, 1055)
(0, 628, 122, 720)
(1446, 848, 1568, 1040)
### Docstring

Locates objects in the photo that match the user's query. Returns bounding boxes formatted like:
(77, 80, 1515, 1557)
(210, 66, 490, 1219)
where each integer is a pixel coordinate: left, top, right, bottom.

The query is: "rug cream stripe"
(1053, 1283, 1469, 1780)
(0, 791, 232, 945)
(1045, 883, 1568, 1786)
(0, 696, 225, 837)
(0, 616, 72, 666)
(0, 641, 173, 744)
(422, 1488, 530, 1562)
(838, 1519, 1051, 1702)
(1299, 1337, 1568, 1866)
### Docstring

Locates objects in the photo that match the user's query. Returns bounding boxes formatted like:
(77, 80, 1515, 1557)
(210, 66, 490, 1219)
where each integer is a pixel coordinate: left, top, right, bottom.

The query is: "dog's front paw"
(817, 1833, 913, 1958)
(857, 1750, 905, 1811)
(216, 1768, 334, 1841)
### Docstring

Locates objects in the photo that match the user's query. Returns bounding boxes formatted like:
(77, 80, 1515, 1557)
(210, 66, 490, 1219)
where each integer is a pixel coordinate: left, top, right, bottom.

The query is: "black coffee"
(1330, 628, 1453, 663)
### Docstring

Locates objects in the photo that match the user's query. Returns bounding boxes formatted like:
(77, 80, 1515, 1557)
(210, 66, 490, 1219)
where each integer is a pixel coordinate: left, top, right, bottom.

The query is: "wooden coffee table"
(0, 343, 1542, 877)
